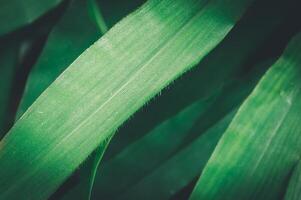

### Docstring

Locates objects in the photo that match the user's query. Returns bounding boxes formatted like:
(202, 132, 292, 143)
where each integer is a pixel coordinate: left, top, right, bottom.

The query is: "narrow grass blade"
(88, 0, 108, 34)
(190, 33, 301, 200)
(0, 0, 254, 199)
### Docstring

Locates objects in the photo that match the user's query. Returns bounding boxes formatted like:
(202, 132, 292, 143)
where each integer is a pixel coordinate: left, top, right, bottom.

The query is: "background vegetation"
(0, 0, 300, 199)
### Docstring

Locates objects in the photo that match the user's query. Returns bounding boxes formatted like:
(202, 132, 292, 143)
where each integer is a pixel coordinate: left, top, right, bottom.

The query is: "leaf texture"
(284, 161, 301, 200)
(90, 0, 290, 196)
(92, 97, 214, 198)
(190, 33, 301, 200)
(16, 0, 101, 118)
(96, 59, 269, 199)
(0, 0, 254, 199)
(13, 0, 146, 199)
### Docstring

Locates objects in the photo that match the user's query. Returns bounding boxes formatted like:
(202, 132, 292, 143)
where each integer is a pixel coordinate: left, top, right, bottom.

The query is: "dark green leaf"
(0, 0, 63, 36)
(284, 161, 301, 200)
(190, 33, 301, 200)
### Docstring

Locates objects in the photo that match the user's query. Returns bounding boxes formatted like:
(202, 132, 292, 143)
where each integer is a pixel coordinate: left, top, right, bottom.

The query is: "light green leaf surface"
(0, 0, 254, 198)
(14, 0, 146, 199)
(90, 0, 289, 196)
(16, 0, 101, 119)
(190, 33, 301, 200)
(14, 1, 145, 199)
(100, 0, 291, 161)
(13, 1, 102, 199)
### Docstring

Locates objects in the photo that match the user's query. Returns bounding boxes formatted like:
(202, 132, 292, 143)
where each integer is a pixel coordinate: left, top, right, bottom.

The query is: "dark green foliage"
(0, 0, 300, 199)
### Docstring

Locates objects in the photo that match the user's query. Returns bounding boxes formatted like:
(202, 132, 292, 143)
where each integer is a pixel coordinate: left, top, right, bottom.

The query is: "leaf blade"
(285, 161, 301, 200)
(190, 33, 301, 200)
(0, 0, 254, 199)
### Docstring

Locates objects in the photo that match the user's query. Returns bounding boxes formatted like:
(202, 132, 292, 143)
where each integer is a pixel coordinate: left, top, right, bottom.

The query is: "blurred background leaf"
(0, 0, 64, 36)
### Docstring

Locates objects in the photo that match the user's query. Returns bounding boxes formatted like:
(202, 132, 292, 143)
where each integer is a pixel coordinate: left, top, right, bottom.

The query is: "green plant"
(0, 0, 300, 199)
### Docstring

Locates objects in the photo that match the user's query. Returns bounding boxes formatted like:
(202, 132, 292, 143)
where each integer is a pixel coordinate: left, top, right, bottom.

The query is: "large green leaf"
(94, 58, 270, 199)
(0, 0, 254, 198)
(16, 0, 101, 118)
(13, 1, 103, 199)
(90, 0, 290, 197)
(0, 0, 64, 36)
(14, 0, 146, 199)
(64, 94, 217, 200)
(190, 33, 301, 200)
(99, 0, 292, 162)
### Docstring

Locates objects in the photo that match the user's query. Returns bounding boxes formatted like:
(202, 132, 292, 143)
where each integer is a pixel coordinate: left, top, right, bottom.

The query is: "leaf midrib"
(2, 1, 210, 194)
